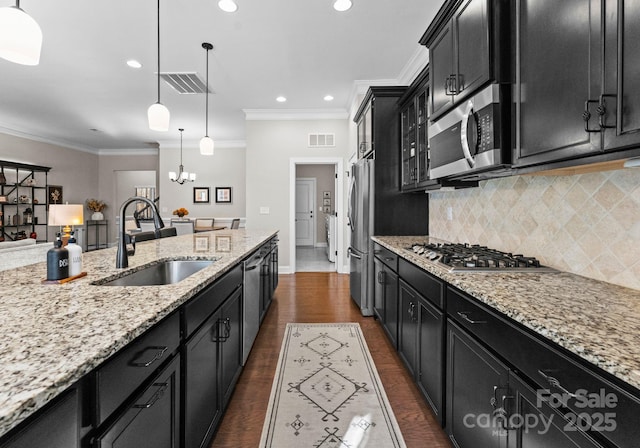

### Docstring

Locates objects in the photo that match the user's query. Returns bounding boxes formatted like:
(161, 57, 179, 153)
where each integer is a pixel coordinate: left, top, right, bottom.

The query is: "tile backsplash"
(429, 169, 640, 291)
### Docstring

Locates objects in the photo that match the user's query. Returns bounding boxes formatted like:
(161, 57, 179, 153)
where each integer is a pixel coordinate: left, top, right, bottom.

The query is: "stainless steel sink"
(96, 260, 214, 286)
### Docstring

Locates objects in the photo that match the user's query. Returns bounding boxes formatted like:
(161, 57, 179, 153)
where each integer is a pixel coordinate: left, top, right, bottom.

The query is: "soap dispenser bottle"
(47, 233, 69, 280)
(66, 231, 83, 276)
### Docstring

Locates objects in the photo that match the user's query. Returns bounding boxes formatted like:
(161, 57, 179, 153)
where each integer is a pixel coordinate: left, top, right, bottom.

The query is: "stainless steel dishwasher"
(242, 249, 264, 365)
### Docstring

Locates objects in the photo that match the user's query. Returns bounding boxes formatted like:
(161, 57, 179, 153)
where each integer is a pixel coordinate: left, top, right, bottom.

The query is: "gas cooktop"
(407, 242, 556, 273)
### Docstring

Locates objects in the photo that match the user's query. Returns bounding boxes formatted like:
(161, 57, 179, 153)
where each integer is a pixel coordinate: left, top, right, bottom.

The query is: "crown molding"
(397, 47, 429, 85)
(243, 109, 349, 121)
(0, 124, 100, 154)
(97, 148, 159, 156)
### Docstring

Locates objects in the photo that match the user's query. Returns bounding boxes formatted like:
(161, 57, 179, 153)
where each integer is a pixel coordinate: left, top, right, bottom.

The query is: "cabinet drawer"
(399, 258, 443, 308)
(373, 243, 398, 271)
(93, 353, 180, 448)
(447, 287, 640, 448)
(94, 312, 180, 426)
(183, 264, 242, 338)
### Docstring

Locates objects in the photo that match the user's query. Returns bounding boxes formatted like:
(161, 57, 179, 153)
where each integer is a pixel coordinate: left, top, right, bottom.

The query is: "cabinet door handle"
(213, 317, 231, 343)
(133, 382, 169, 409)
(598, 94, 616, 129)
(456, 311, 486, 324)
(130, 346, 168, 367)
(538, 369, 577, 398)
(583, 99, 602, 133)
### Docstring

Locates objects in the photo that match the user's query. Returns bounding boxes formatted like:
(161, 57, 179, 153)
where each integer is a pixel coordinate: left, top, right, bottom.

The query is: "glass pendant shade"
(333, 0, 353, 12)
(148, 102, 170, 132)
(200, 136, 214, 155)
(0, 5, 43, 66)
(169, 171, 177, 181)
(218, 0, 238, 13)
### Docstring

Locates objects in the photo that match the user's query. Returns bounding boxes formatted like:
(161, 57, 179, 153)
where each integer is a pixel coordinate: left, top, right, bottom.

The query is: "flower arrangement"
(173, 207, 189, 218)
(86, 198, 107, 212)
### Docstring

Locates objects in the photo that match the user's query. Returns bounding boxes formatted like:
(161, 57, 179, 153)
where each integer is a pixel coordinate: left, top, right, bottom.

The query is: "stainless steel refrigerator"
(347, 158, 374, 316)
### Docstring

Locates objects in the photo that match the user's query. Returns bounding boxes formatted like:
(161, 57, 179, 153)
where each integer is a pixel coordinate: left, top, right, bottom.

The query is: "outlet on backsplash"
(446, 206, 453, 221)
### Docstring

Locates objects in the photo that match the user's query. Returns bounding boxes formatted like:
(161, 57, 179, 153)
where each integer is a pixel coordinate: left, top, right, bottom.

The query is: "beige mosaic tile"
(429, 168, 640, 291)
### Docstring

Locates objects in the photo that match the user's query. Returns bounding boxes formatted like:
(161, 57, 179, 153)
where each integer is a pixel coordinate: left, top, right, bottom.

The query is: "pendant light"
(0, 1, 43, 66)
(200, 42, 214, 155)
(147, 0, 170, 131)
(333, 0, 353, 12)
(169, 128, 196, 184)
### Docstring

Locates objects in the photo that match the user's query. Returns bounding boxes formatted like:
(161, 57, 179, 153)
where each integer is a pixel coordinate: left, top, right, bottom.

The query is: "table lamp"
(48, 203, 84, 245)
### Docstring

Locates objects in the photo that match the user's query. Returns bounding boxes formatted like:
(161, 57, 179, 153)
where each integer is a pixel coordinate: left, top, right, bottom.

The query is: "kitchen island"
(373, 235, 640, 448)
(0, 228, 277, 443)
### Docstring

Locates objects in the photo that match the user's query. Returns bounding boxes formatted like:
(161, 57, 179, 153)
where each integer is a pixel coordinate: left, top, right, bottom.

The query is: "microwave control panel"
(474, 104, 500, 154)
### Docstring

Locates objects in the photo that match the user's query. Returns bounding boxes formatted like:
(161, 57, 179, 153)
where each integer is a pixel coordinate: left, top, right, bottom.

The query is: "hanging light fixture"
(169, 128, 196, 184)
(148, 0, 170, 131)
(200, 42, 214, 155)
(333, 0, 353, 12)
(0, 1, 43, 66)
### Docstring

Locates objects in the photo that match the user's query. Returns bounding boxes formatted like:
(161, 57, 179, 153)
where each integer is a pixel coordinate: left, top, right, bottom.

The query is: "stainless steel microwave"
(428, 84, 510, 179)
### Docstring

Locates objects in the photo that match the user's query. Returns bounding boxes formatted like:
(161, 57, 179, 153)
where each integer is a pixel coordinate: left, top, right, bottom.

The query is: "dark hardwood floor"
(211, 272, 452, 447)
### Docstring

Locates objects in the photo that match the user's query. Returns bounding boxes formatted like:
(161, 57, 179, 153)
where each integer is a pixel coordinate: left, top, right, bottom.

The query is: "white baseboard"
(315, 242, 328, 248)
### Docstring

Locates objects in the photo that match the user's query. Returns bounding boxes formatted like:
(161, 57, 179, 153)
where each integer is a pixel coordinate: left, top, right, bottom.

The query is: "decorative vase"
(92, 211, 104, 220)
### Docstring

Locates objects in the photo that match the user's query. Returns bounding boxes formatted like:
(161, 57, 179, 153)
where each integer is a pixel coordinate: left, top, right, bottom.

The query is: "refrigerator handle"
(347, 171, 356, 231)
(347, 247, 361, 259)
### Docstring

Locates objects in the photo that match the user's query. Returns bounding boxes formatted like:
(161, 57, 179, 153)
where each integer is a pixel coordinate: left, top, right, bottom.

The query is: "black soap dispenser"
(47, 233, 69, 280)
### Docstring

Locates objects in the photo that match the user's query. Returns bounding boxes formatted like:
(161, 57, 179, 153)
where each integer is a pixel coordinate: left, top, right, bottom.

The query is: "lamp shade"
(148, 102, 170, 132)
(0, 5, 43, 66)
(48, 204, 84, 227)
(200, 136, 214, 155)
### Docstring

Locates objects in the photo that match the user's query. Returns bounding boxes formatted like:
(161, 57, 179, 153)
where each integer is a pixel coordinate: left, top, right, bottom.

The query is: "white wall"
(246, 119, 350, 273)
(158, 144, 246, 220)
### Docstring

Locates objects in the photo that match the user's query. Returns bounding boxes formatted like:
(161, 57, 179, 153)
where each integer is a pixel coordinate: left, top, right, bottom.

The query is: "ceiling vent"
(159, 72, 211, 94)
(308, 133, 335, 148)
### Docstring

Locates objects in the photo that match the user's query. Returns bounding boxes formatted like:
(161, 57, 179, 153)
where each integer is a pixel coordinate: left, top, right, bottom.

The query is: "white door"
(295, 178, 315, 246)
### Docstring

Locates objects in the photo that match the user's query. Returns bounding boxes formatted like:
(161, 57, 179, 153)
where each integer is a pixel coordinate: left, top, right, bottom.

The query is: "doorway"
(290, 158, 344, 273)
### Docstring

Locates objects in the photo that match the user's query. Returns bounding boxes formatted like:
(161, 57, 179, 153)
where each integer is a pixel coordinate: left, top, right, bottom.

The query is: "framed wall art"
(193, 187, 210, 203)
(48, 185, 63, 205)
(215, 187, 232, 203)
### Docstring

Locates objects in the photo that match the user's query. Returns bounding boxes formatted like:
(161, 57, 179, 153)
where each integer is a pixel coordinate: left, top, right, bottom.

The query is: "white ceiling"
(0, 0, 443, 152)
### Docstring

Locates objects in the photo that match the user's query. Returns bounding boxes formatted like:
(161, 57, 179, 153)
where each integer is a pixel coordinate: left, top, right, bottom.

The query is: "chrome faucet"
(116, 196, 165, 268)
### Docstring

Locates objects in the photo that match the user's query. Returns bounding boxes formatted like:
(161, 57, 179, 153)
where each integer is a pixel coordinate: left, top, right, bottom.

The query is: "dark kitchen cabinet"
(184, 282, 243, 448)
(513, 0, 602, 168)
(357, 101, 373, 158)
(401, 68, 431, 191)
(184, 310, 222, 448)
(0, 388, 78, 448)
(373, 256, 399, 348)
(220, 287, 243, 406)
(398, 275, 445, 424)
(507, 372, 604, 448)
(93, 354, 180, 448)
(354, 87, 429, 235)
(422, 0, 502, 121)
(417, 295, 444, 425)
(446, 321, 509, 448)
(601, 0, 640, 151)
(399, 279, 420, 377)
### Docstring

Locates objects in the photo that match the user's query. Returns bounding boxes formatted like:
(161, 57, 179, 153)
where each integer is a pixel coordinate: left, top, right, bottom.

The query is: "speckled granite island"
(0, 228, 277, 441)
(373, 235, 640, 448)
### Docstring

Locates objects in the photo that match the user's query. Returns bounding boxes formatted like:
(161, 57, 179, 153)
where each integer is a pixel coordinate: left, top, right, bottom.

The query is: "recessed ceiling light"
(333, 0, 352, 12)
(126, 59, 142, 69)
(218, 0, 238, 13)
(324, 95, 334, 101)
(276, 96, 287, 103)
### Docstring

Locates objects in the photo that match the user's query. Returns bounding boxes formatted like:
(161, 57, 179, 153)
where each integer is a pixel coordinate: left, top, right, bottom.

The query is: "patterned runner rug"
(259, 323, 407, 447)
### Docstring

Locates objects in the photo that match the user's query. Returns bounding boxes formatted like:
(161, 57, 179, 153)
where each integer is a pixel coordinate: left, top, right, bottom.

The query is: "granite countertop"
(372, 235, 640, 393)
(0, 228, 277, 438)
